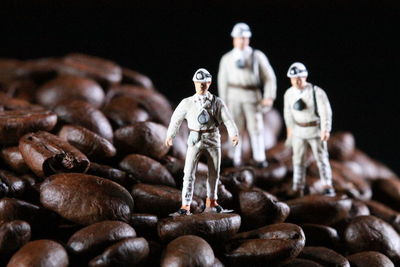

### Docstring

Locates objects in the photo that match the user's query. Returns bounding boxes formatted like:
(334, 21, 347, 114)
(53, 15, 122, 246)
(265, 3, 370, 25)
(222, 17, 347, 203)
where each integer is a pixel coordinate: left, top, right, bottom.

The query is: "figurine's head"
(287, 62, 308, 89)
(192, 68, 212, 95)
(231, 23, 251, 50)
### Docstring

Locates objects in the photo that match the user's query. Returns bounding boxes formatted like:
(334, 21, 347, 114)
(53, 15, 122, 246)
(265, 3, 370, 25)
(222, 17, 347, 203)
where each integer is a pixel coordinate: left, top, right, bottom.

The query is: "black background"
(1, 1, 399, 174)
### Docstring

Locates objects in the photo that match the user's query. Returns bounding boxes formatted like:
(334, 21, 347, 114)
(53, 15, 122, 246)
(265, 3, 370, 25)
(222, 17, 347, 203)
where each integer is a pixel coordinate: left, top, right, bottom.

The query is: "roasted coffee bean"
(0, 169, 26, 197)
(220, 167, 255, 191)
(0, 146, 30, 174)
(40, 173, 134, 225)
(106, 85, 172, 126)
(0, 109, 57, 146)
(344, 149, 396, 181)
(36, 75, 105, 108)
(161, 235, 215, 267)
(102, 95, 150, 128)
(300, 224, 340, 249)
(16, 58, 61, 82)
(298, 246, 350, 267)
(226, 223, 305, 266)
(0, 220, 31, 255)
(267, 141, 293, 167)
(286, 195, 352, 225)
(120, 154, 176, 187)
(364, 199, 400, 233)
(54, 100, 113, 141)
(253, 163, 288, 190)
(0, 59, 21, 84)
(329, 161, 372, 200)
(0, 198, 40, 224)
(7, 239, 68, 267)
(328, 132, 356, 161)
(0, 92, 42, 111)
(278, 258, 324, 267)
(131, 183, 203, 217)
(122, 67, 154, 89)
(87, 162, 135, 187)
(158, 213, 241, 243)
(59, 53, 122, 85)
(130, 214, 158, 238)
(344, 215, 400, 264)
(67, 221, 136, 256)
(58, 125, 116, 160)
(19, 131, 90, 177)
(346, 251, 395, 267)
(89, 237, 149, 267)
(114, 121, 169, 159)
(372, 178, 400, 212)
(239, 188, 289, 230)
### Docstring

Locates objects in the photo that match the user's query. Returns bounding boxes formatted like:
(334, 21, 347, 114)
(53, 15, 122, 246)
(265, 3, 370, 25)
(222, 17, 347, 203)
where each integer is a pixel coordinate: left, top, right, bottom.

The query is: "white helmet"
(192, 68, 212, 82)
(287, 62, 308, 78)
(231, 23, 252, 38)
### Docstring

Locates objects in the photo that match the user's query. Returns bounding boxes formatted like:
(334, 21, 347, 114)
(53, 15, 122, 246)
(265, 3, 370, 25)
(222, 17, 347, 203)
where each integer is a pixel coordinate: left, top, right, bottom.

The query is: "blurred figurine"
(165, 68, 239, 216)
(284, 62, 335, 197)
(218, 22, 277, 168)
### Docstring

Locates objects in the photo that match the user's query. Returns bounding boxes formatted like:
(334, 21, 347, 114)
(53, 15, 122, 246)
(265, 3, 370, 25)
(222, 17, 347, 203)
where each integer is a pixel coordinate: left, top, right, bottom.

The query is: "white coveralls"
(218, 46, 276, 165)
(283, 83, 333, 189)
(166, 92, 238, 206)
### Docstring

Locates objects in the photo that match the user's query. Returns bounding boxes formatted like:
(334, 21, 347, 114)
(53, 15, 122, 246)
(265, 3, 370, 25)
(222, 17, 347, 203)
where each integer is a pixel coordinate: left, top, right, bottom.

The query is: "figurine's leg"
(204, 146, 221, 204)
(181, 145, 202, 208)
(243, 102, 267, 165)
(292, 136, 307, 191)
(227, 100, 245, 166)
(309, 138, 334, 190)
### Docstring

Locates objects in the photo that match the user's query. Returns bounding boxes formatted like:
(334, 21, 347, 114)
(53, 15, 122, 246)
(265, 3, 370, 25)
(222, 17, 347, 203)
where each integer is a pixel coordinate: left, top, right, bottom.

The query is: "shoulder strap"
(210, 96, 220, 127)
(312, 84, 320, 117)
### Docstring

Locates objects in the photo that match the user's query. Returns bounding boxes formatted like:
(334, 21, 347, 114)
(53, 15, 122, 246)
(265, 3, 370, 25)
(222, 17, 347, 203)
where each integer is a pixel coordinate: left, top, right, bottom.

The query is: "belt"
(228, 83, 259, 90)
(189, 128, 217, 134)
(295, 120, 319, 127)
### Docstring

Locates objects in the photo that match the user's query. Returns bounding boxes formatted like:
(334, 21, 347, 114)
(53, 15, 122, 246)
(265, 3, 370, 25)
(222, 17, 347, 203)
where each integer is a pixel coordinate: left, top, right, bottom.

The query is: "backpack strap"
(312, 84, 320, 118)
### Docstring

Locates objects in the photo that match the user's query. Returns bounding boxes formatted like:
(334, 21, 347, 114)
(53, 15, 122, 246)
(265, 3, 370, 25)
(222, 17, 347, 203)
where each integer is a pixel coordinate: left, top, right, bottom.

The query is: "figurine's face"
(291, 77, 308, 89)
(233, 37, 250, 50)
(194, 82, 211, 95)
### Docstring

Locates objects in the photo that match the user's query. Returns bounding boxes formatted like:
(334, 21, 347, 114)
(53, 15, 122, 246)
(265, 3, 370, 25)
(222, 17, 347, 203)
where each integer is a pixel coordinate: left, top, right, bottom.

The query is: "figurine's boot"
(291, 165, 306, 198)
(250, 133, 268, 168)
(203, 198, 233, 213)
(169, 205, 191, 217)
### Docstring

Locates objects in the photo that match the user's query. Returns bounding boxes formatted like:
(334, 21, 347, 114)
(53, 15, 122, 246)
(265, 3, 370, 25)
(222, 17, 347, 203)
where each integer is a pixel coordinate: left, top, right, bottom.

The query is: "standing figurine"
(218, 22, 277, 168)
(165, 68, 239, 216)
(284, 62, 335, 197)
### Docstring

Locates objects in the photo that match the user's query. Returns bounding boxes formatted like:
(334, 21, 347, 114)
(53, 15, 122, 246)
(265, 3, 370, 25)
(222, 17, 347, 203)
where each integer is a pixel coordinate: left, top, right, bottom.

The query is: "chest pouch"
(293, 98, 306, 111)
(198, 109, 210, 124)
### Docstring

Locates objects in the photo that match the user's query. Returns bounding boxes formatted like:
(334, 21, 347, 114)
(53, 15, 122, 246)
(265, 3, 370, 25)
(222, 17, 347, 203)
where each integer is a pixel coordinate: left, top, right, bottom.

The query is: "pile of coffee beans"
(1, 54, 399, 266)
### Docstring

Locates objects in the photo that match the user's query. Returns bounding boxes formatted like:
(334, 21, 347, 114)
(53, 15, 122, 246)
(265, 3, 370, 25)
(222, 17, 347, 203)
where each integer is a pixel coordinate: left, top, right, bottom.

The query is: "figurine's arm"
(218, 56, 229, 104)
(257, 51, 277, 107)
(283, 90, 295, 141)
(316, 88, 332, 141)
(219, 99, 239, 146)
(165, 99, 187, 147)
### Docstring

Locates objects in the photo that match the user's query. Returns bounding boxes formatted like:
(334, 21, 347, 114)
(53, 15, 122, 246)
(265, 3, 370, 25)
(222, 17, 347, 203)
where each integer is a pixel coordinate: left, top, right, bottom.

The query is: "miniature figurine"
(165, 68, 239, 216)
(284, 62, 335, 197)
(218, 22, 277, 168)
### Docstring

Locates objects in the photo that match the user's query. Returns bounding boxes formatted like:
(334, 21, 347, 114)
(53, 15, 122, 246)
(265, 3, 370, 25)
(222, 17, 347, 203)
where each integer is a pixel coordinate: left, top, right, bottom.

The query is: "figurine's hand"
(165, 137, 173, 147)
(320, 131, 330, 141)
(231, 135, 239, 147)
(286, 128, 292, 138)
(260, 98, 274, 107)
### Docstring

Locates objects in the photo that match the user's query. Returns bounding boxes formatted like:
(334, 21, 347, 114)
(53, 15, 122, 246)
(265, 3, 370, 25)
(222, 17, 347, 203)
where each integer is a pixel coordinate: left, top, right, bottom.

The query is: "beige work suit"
(283, 83, 333, 189)
(218, 47, 276, 165)
(166, 92, 238, 206)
